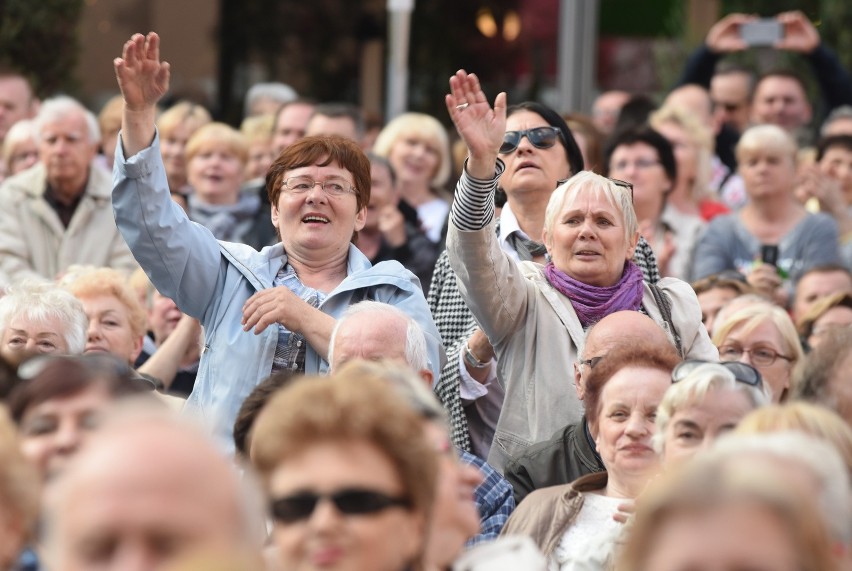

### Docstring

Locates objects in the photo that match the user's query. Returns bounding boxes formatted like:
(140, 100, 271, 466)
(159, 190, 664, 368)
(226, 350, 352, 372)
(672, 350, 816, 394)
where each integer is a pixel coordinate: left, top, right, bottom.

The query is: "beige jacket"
(447, 223, 718, 471)
(0, 163, 137, 286)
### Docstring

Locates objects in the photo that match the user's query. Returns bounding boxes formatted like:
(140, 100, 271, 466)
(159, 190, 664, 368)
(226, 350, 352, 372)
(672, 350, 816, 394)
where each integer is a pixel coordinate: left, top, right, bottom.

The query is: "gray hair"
(654, 363, 770, 454)
(328, 301, 429, 372)
(821, 105, 852, 137)
(244, 82, 297, 117)
(0, 280, 88, 354)
(709, 431, 852, 546)
(34, 95, 100, 145)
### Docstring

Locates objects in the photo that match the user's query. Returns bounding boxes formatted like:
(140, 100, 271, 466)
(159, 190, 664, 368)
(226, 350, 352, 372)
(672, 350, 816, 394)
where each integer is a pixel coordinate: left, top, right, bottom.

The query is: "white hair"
(34, 95, 101, 145)
(0, 280, 88, 354)
(709, 431, 852, 546)
(244, 82, 297, 116)
(328, 301, 429, 372)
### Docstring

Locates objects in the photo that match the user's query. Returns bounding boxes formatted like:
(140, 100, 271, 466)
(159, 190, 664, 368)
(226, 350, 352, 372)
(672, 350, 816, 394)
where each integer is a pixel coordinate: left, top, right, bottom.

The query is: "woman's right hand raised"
(114, 32, 170, 112)
(446, 70, 506, 180)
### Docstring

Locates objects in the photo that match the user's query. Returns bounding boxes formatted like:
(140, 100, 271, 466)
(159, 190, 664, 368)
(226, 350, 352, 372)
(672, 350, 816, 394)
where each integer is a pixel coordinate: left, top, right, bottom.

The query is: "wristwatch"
(464, 343, 491, 369)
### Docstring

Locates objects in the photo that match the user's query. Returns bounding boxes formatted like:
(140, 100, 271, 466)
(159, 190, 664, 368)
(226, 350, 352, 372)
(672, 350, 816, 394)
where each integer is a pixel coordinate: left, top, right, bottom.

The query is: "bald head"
(665, 85, 714, 132)
(575, 311, 673, 399)
(46, 406, 263, 571)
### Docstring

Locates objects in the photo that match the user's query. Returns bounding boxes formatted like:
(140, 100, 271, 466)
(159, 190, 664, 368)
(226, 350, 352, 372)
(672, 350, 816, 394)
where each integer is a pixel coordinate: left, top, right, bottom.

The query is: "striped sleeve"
(450, 159, 506, 231)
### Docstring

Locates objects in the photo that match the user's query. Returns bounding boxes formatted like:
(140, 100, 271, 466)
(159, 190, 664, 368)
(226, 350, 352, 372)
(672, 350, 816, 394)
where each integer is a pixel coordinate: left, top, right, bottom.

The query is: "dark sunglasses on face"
(270, 488, 410, 524)
(500, 126, 563, 154)
(671, 359, 763, 388)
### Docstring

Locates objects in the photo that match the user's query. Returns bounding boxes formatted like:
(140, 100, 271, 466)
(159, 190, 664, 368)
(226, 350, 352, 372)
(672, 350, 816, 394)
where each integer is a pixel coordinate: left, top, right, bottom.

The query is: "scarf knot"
(544, 261, 644, 327)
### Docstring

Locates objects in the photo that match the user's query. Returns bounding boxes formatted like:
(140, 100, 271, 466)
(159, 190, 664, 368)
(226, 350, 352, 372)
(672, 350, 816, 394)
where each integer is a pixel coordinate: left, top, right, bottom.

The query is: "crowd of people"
(0, 9, 851, 570)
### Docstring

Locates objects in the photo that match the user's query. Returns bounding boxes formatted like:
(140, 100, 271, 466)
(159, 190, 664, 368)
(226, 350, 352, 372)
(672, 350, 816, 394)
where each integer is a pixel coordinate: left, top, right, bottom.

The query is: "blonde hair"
(712, 303, 803, 368)
(185, 122, 249, 165)
(97, 95, 124, 138)
(543, 171, 638, 246)
(736, 124, 798, 163)
(372, 113, 451, 187)
(649, 105, 713, 201)
(157, 101, 212, 139)
(239, 114, 275, 143)
(62, 266, 148, 339)
(735, 402, 852, 481)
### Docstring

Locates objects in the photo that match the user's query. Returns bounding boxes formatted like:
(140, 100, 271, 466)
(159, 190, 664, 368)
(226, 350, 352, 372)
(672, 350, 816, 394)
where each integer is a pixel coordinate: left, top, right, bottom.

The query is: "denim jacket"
(113, 133, 445, 451)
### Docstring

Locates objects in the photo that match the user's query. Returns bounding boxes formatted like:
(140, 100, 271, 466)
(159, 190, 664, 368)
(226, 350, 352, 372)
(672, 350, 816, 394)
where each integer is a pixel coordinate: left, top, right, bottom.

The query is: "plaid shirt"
(271, 263, 326, 373)
(459, 448, 516, 546)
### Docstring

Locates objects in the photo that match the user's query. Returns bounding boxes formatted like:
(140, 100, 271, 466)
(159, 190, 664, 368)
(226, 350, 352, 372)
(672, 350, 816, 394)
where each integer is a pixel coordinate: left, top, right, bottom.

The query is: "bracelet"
(464, 343, 492, 369)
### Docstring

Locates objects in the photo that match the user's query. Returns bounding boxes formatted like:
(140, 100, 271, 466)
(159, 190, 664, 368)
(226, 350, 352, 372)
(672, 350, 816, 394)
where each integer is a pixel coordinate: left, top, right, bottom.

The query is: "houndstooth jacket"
(427, 229, 661, 452)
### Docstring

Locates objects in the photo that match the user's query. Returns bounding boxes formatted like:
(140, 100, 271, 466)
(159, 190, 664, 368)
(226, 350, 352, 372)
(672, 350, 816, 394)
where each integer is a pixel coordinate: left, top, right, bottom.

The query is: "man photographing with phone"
(677, 10, 852, 145)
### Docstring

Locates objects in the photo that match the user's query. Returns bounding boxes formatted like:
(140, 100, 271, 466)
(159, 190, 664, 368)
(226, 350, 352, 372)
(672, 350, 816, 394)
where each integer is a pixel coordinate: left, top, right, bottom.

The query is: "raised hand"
(446, 70, 506, 179)
(114, 32, 170, 112)
(705, 13, 755, 53)
(775, 11, 820, 54)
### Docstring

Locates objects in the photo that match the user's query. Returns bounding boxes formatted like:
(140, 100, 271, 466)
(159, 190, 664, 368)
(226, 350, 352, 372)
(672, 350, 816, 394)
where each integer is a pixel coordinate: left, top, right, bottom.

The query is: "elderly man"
(0, 68, 39, 145)
(270, 99, 315, 156)
(44, 405, 264, 570)
(0, 96, 136, 286)
(504, 310, 676, 504)
(328, 300, 516, 544)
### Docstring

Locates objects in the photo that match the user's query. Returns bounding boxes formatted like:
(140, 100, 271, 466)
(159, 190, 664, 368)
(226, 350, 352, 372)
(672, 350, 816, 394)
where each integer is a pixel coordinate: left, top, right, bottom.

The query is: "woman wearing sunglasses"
(654, 360, 769, 468)
(251, 373, 437, 571)
(444, 70, 717, 470)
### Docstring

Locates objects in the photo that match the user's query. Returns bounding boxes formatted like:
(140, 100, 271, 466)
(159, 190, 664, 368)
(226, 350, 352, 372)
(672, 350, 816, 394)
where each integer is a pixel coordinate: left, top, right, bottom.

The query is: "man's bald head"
(45, 405, 263, 570)
(575, 311, 673, 399)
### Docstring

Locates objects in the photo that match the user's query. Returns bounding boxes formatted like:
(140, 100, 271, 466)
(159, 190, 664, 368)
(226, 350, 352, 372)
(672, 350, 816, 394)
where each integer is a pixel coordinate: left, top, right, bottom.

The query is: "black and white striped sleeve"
(450, 159, 506, 231)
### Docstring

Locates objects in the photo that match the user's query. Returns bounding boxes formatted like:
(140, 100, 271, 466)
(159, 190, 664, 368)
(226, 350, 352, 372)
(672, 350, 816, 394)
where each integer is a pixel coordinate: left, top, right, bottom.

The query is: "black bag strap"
(649, 283, 684, 357)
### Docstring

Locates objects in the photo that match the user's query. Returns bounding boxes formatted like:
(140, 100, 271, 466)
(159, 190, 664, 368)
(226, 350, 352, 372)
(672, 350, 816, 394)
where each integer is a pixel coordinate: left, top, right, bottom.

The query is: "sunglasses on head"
(500, 126, 563, 154)
(554, 177, 634, 202)
(270, 488, 410, 524)
(671, 360, 763, 388)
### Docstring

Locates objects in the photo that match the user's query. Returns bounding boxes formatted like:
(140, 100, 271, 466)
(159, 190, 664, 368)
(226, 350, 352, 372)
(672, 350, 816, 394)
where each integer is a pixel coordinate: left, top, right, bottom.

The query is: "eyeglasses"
(717, 344, 793, 367)
(282, 176, 356, 197)
(609, 158, 661, 173)
(579, 355, 603, 369)
(500, 126, 564, 154)
(270, 488, 410, 523)
(672, 359, 763, 388)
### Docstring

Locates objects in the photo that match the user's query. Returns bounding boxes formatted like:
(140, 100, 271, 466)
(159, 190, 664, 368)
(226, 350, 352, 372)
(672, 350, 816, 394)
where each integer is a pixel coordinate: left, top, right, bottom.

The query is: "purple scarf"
(544, 261, 644, 327)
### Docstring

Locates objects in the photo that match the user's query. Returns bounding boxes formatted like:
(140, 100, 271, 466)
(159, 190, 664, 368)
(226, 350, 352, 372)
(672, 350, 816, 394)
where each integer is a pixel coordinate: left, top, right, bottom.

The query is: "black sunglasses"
(671, 360, 763, 388)
(500, 126, 564, 154)
(555, 177, 633, 203)
(270, 488, 410, 523)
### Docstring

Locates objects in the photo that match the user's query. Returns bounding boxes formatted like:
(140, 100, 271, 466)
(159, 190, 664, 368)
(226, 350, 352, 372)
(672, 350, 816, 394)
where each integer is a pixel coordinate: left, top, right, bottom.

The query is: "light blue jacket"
(113, 133, 445, 450)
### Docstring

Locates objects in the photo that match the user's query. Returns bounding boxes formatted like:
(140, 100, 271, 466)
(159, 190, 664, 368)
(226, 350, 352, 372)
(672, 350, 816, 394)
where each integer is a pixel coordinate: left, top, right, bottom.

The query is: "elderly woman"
(445, 70, 716, 468)
(0, 281, 87, 367)
(250, 373, 437, 571)
(693, 125, 841, 303)
(157, 100, 212, 194)
(500, 340, 680, 567)
(183, 122, 262, 244)
(8, 355, 152, 481)
(373, 112, 453, 244)
(712, 303, 803, 403)
(112, 33, 442, 450)
(61, 266, 147, 366)
(605, 126, 701, 280)
(655, 360, 769, 467)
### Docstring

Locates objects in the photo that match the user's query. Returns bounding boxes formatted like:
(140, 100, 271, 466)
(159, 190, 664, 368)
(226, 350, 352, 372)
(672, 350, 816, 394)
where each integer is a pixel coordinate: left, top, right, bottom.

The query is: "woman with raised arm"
(112, 32, 443, 450)
(445, 70, 716, 470)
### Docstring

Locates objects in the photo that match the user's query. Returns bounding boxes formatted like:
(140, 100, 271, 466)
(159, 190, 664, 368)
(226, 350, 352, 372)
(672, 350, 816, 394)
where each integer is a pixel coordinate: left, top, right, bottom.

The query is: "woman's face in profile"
(269, 439, 424, 571)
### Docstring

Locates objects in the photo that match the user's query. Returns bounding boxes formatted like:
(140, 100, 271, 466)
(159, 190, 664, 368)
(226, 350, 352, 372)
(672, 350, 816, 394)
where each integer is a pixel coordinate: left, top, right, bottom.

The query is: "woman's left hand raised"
(446, 70, 506, 179)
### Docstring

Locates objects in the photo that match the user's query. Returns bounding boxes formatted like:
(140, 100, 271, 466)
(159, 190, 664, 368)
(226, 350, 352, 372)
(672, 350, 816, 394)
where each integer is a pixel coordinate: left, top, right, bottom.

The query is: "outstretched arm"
(114, 32, 170, 157)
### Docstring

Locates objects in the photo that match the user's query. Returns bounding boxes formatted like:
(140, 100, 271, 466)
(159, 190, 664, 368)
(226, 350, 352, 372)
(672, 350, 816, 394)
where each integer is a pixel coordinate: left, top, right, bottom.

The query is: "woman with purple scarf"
(445, 70, 717, 470)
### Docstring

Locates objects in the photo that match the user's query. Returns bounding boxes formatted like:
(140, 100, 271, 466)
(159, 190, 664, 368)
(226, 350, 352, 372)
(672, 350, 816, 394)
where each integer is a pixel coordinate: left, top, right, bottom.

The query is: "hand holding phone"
(740, 19, 783, 46)
(760, 244, 779, 266)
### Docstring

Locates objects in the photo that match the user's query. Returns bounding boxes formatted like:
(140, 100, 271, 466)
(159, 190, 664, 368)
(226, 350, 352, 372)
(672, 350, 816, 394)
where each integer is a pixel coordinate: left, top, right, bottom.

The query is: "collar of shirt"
(497, 202, 526, 263)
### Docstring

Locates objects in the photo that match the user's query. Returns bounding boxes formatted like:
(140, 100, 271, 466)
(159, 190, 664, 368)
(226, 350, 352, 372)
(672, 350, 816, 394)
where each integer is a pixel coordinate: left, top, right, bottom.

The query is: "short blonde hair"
(543, 171, 638, 247)
(97, 95, 124, 138)
(649, 105, 713, 200)
(185, 122, 249, 165)
(736, 402, 852, 481)
(240, 114, 275, 143)
(712, 303, 803, 368)
(62, 267, 147, 339)
(372, 113, 451, 187)
(736, 124, 798, 163)
(157, 101, 212, 139)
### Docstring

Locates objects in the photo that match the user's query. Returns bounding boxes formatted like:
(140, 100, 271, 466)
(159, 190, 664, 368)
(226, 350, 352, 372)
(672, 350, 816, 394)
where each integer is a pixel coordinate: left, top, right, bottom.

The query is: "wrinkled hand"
(114, 32, 170, 112)
(242, 287, 308, 335)
(446, 70, 506, 166)
(775, 11, 820, 53)
(378, 204, 407, 248)
(706, 13, 755, 53)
